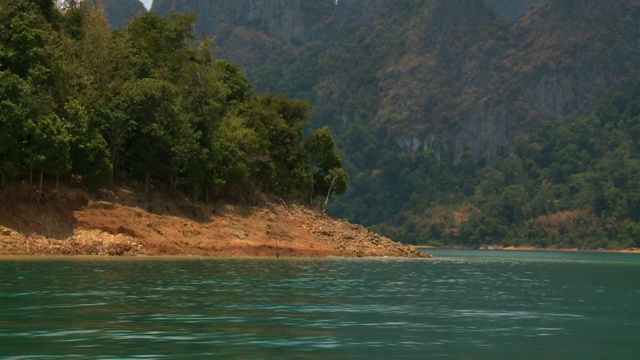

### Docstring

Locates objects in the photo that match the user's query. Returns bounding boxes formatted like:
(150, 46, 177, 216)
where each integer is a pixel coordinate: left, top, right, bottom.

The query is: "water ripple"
(0, 253, 639, 359)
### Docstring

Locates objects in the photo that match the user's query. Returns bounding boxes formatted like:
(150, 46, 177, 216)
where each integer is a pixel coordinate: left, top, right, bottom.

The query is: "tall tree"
(0, 71, 26, 188)
(26, 113, 71, 193)
(304, 127, 347, 205)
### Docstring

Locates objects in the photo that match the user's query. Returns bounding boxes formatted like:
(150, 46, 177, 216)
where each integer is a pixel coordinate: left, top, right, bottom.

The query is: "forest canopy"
(0, 0, 347, 206)
(336, 82, 640, 251)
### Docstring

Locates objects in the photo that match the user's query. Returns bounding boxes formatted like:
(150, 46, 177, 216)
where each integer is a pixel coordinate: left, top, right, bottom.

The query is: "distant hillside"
(150, 0, 640, 160)
(142, 0, 640, 247)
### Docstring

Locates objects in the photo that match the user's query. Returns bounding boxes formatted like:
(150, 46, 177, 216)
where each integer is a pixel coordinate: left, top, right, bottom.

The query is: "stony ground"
(0, 185, 430, 258)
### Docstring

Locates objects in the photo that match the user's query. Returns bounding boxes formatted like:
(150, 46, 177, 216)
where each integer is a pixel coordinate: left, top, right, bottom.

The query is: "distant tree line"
(0, 0, 347, 207)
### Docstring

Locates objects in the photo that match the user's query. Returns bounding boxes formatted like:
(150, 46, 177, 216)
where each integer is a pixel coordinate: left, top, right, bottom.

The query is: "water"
(1, 250, 639, 359)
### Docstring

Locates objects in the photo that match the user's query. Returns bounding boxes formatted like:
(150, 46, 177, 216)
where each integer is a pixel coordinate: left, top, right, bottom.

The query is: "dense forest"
(350, 82, 640, 250)
(0, 0, 347, 207)
(5, 0, 640, 251)
(149, 0, 640, 251)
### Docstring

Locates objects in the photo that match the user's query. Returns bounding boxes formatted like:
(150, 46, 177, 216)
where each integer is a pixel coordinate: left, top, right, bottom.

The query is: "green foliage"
(64, 100, 111, 191)
(304, 127, 346, 204)
(329, 80, 640, 250)
(0, 1, 346, 204)
(25, 112, 72, 191)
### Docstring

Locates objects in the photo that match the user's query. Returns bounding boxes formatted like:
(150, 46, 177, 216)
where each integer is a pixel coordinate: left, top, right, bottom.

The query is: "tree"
(120, 78, 178, 196)
(0, 71, 27, 188)
(304, 127, 347, 204)
(26, 113, 71, 193)
(125, 11, 197, 81)
(94, 96, 134, 185)
(323, 167, 348, 212)
(65, 100, 111, 191)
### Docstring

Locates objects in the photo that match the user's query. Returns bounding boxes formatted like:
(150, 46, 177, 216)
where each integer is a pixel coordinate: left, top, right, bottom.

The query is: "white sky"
(140, 0, 152, 10)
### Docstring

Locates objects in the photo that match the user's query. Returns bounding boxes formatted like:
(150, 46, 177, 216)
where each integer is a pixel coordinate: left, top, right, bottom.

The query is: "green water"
(0, 251, 639, 359)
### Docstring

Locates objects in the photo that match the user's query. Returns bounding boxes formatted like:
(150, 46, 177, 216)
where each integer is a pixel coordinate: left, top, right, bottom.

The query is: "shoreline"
(0, 254, 432, 261)
(417, 246, 640, 254)
(0, 185, 429, 259)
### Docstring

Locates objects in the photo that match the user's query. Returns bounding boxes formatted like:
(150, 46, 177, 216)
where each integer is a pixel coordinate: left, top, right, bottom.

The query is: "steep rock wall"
(332, 0, 390, 30)
(357, 0, 640, 160)
(140, 0, 640, 161)
(151, 0, 334, 44)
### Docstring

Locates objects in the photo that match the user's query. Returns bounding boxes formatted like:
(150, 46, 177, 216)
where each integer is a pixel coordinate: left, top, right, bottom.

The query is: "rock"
(66, 193, 89, 210)
(91, 201, 116, 210)
(117, 226, 137, 238)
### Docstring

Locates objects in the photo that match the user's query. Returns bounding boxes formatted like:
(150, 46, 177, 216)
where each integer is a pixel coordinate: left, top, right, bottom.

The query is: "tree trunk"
(323, 175, 338, 213)
(37, 171, 44, 205)
(110, 145, 116, 186)
(145, 173, 150, 197)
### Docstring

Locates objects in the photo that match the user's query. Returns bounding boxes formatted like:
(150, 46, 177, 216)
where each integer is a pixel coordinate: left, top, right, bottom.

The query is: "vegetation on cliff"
(6, 0, 640, 251)
(370, 82, 640, 250)
(0, 0, 347, 209)
(146, 0, 640, 250)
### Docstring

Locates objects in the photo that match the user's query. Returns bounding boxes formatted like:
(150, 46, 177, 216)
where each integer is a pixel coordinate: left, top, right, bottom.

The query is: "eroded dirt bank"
(0, 185, 429, 258)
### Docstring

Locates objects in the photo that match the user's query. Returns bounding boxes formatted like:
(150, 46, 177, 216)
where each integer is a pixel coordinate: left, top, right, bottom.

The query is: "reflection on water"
(0, 252, 639, 359)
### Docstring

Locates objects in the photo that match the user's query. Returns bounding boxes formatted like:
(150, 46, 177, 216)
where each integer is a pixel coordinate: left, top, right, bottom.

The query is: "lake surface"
(1, 250, 639, 359)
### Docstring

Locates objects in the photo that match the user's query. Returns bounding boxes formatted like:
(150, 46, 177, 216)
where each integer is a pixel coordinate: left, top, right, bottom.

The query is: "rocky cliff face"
(136, 0, 640, 161)
(100, 0, 147, 29)
(511, 0, 640, 121)
(332, 0, 390, 30)
(328, 0, 640, 160)
(152, 0, 334, 44)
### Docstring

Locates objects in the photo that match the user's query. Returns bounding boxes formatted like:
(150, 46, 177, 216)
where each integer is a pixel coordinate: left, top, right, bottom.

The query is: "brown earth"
(0, 184, 430, 259)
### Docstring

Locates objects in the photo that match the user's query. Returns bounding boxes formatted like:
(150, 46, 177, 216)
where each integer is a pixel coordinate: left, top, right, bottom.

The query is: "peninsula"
(0, 185, 428, 258)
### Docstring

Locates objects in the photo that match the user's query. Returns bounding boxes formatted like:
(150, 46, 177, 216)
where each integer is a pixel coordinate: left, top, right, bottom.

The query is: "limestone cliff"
(319, 0, 640, 161)
(99, 0, 147, 29)
(332, 0, 390, 30)
(142, 0, 640, 161)
(151, 0, 334, 44)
